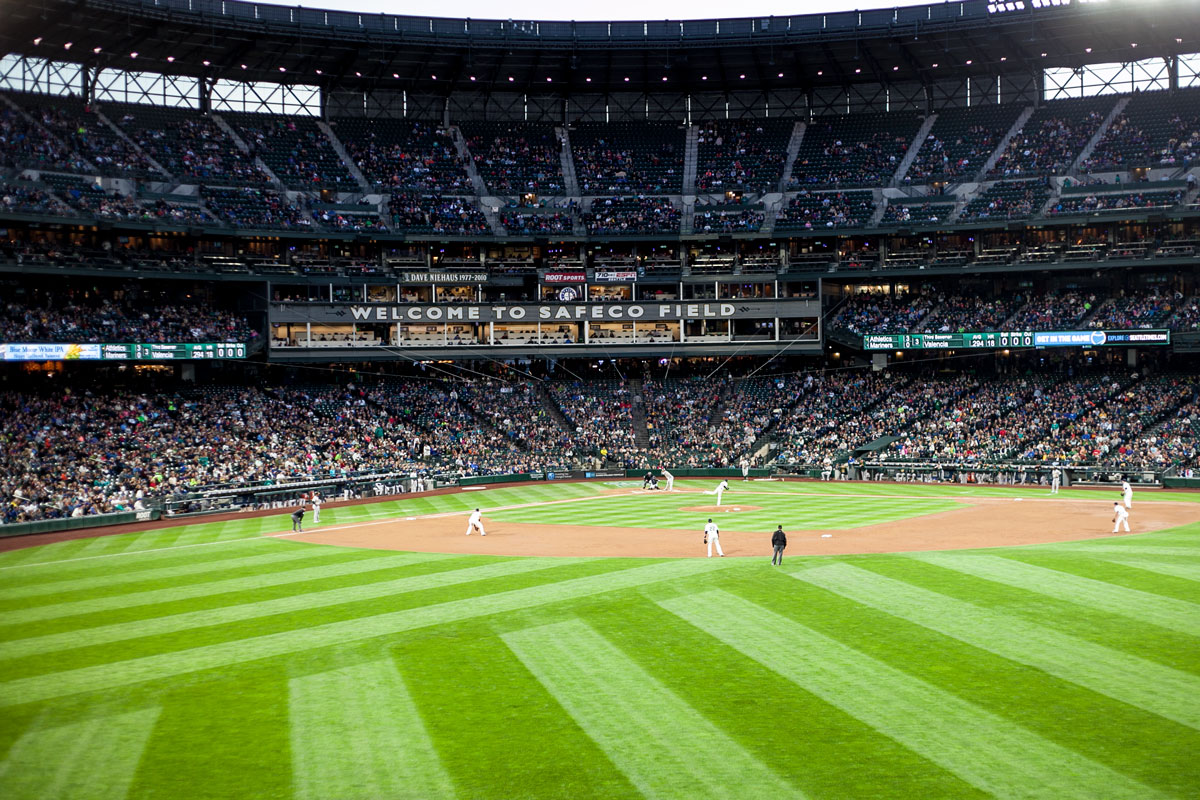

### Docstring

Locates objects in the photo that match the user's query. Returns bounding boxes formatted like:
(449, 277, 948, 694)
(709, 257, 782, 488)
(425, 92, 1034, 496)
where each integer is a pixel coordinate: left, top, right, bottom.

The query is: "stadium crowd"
(0, 292, 256, 343)
(4, 364, 1200, 523)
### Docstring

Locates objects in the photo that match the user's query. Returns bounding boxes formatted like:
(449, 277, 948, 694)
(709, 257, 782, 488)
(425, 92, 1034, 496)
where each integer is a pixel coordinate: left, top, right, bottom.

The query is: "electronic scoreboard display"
(0, 343, 249, 361)
(862, 329, 1170, 351)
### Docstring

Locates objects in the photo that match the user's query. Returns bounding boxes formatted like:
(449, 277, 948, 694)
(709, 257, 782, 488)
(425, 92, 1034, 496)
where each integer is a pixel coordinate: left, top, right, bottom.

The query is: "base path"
(293, 493, 1200, 558)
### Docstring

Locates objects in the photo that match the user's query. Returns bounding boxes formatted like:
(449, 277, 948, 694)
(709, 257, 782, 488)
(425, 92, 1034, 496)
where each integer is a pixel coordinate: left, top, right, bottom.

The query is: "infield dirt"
(294, 492, 1200, 558)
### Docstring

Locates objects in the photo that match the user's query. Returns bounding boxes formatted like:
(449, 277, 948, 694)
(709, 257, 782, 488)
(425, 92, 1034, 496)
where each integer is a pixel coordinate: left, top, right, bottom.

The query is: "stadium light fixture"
(585, 77, 592, 82)
(816, 71, 823, 75)
(931, 63, 938, 68)
(778, 72, 784, 77)
(1130, 42, 1137, 48)
(393, 73, 399, 78)
(739, 73, 746, 79)
(63, 42, 72, 50)
(315, 69, 322, 74)
(202, 60, 211, 67)
(624, 77, 630, 82)
(431, 74, 436, 79)
(1085, 48, 1092, 53)
(166, 55, 174, 62)
(702, 75, 708, 80)
(32, 37, 42, 45)
(508, 76, 514, 82)
(279, 66, 286, 72)
(892, 66, 899, 71)
(1001, 56, 1007, 61)
(241, 64, 247, 69)
(966, 59, 973, 65)
(131, 52, 139, 58)
(93, 47, 102, 54)
(547, 77, 553, 82)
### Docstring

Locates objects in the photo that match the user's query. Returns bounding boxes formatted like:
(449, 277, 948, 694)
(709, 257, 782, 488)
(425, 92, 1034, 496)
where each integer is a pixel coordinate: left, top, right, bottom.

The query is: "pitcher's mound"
(680, 505, 763, 513)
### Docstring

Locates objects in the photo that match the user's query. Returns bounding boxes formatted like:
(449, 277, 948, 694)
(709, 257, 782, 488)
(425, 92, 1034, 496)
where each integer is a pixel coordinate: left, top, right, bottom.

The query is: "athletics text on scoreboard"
(0, 343, 249, 361)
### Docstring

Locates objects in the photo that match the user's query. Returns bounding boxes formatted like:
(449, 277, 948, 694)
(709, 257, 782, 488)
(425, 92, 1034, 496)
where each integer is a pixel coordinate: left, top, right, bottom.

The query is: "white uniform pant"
(715, 490, 724, 506)
(1124, 493, 1132, 509)
(466, 521, 486, 536)
(666, 477, 674, 491)
(1051, 479, 1060, 493)
(707, 535, 724, 557)
(1113, 517, 1130, 533)
(312, 506, 320, 523)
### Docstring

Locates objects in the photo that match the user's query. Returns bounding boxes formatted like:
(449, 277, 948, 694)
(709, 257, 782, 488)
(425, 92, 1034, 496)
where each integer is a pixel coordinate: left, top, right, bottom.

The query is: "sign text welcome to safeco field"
(349, 302, 739, 323)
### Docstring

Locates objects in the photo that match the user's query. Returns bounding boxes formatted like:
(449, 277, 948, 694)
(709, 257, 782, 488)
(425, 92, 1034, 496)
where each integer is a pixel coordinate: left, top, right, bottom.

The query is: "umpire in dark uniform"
(771, 525, 787, 565)
(291, 507, 305, 533)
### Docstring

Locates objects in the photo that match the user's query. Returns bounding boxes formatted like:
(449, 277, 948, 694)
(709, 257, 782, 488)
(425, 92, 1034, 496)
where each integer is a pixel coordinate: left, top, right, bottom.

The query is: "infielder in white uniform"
(710, 479, 729, 507)
(310, 492, 322, 524)
(663, 468, 675, 492)
(1121, 480, 1132, 509)
(1112, 501, 1130, 533)
(465, 508, 487, 536)
(740, 459, 750, 482)
(703, 518, 725, 557)
(1050, 468, 1061, 494)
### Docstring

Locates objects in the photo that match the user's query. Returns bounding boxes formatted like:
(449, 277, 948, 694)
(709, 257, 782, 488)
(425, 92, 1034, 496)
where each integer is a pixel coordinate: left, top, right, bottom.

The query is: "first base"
(821, 534, 833, 538)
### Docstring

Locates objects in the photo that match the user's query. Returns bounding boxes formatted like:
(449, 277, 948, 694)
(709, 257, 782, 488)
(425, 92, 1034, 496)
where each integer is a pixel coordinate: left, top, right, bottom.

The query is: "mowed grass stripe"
(0, 706, 160, 800)
(503, 619, 805, 800)
(1041, 545, 1200, 557)
(0, 551, 447, 627)
(0, 557, 575, 661)
(1097, 559, 1200, 582)
(289, 659, 455, 800)
(0, 547, 332, 602)
(583, 598, 986, 799)
(0, 558, 737, 707)
(795, 563, 1200, 730)
(909, 553, 1200, 637)
(659, 590, 1163, 800)
(395, 622, 641, 799)
(0, 539, 289, 589)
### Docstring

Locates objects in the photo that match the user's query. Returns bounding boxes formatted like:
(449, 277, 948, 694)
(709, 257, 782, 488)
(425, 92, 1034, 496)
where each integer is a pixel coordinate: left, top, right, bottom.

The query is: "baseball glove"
(703, 535, 708, 544)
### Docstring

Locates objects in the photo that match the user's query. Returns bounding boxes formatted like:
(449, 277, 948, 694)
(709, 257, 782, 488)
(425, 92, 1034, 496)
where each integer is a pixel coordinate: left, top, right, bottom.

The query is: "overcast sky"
(256, 0, 929, 22)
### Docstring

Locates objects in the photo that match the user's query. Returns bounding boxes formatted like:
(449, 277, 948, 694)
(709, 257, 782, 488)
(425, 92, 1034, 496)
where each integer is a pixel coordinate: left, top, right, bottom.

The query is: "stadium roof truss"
(0, 0, 1198, 118)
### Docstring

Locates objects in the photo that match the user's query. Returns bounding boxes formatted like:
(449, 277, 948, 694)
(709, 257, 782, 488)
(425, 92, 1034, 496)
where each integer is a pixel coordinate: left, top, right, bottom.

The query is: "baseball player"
(1050, 467, 1061, 494)
(663, 467, 675, 492)
(740, 459, 750, 482)
(465, 508, 487, 536)
(290, 508, 305, 533)
(1121, 479, 1133, 509)
(821, 456, 833, 481)
(311, 491, 322, 524)
(642, 471, 655, 490)
(709, 479, 729, 507)
(770, 525, 787, 565)
(1112, 501, 1130, 533)
(703, 518, 725, 557)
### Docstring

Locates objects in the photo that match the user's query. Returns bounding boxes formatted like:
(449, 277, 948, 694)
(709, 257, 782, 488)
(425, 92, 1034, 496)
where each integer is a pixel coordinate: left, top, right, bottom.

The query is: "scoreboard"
(0, 342, 249, 361)
(863, 329, 1170, 351)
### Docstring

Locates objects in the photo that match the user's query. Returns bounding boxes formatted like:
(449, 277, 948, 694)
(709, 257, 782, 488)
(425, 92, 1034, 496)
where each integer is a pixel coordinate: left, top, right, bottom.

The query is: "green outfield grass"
(0, 482, 1198, 799)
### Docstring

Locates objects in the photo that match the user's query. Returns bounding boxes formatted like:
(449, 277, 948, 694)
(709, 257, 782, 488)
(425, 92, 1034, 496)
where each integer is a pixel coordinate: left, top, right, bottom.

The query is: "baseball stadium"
(1, 0, 1200, 795)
